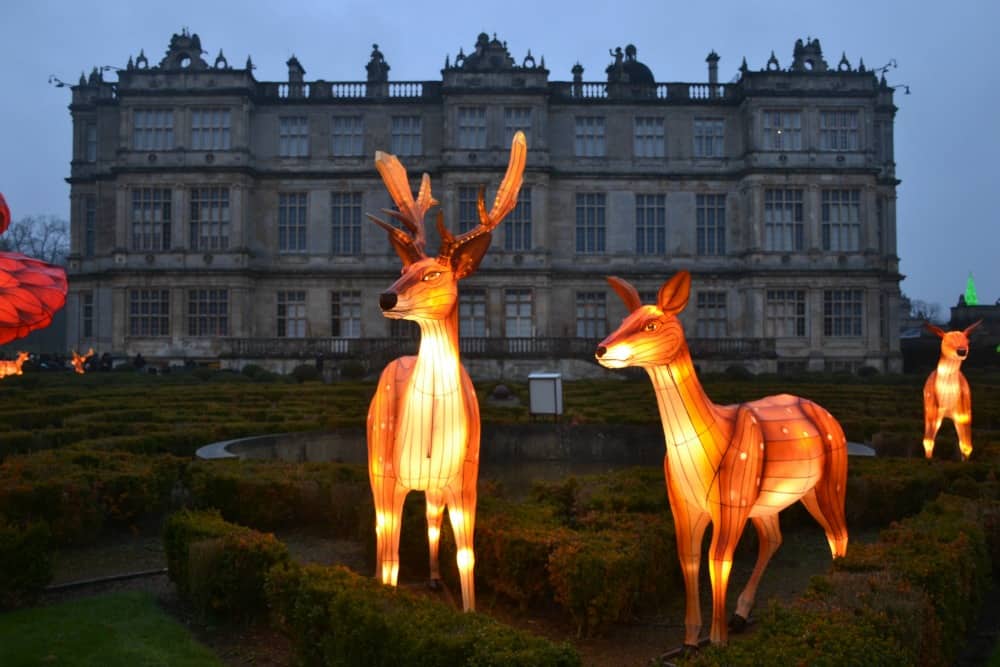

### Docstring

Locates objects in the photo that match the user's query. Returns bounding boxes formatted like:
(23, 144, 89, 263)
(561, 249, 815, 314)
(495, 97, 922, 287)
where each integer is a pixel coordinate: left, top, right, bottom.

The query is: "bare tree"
(910, 298, 942, 324)
(0, 215, 69, 265)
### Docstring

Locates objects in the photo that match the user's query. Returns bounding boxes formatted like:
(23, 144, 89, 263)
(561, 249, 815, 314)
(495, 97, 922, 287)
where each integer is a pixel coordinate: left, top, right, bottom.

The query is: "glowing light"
(922, 321, 980, 461)
(0, 351, 28, 379)
(366, 132, 527, 612)
(596, 271, 848, 646)
(71, 348, 94, 375)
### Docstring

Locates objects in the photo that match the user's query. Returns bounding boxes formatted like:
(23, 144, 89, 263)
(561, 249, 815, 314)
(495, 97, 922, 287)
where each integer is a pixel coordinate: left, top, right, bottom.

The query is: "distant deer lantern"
(923, 321, 981, 460)
(0, 351, 29, 378)
(595, 272, 848, 646)
(366, 132, 527, 611)
(71, 348, 94, 374)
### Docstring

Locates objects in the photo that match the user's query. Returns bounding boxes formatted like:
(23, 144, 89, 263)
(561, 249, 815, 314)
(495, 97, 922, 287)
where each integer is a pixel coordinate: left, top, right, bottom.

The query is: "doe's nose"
(957, 348, 968, 358)
(379, 292, 398, 311)
(595, 345, 607, 358)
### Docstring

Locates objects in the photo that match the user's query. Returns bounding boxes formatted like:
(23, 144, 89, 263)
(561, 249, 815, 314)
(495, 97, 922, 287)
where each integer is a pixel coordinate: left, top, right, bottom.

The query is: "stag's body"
(596, 272, 848, 646)
(366, 132, 526, 611)
(0, 351, 28, 378)
(71, 348, 94, 374)
(923, 322, 980, 460)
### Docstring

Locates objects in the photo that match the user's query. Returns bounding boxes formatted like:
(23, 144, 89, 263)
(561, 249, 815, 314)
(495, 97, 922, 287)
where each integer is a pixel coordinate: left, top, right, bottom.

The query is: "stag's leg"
(731, 514, 782, 630)
(445, 472, 478, 612)
(373, 481, 409, 587)
(425, 489, 446, 588)
(665, 459, 710, 647)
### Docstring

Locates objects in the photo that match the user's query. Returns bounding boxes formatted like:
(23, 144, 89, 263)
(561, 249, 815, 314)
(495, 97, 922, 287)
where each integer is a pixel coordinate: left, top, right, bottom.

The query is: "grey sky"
(2, 0, 997, 315)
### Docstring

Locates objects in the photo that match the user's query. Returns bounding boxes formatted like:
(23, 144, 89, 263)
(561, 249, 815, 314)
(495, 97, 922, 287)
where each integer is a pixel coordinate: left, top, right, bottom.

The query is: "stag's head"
(927, 320, 981, 362)
(596, 271, 692, 369)
(369, 132, 526, 323)
(14, 351, 28, 367)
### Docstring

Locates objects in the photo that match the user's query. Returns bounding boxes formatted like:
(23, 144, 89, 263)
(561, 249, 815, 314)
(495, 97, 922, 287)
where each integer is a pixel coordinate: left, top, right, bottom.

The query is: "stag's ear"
(450, 233, 492, 280)
(606, 276, 642, 313)
(963, 319, 983, 337)
(925, 322, 946, 339)
(658, 271, 691, 315)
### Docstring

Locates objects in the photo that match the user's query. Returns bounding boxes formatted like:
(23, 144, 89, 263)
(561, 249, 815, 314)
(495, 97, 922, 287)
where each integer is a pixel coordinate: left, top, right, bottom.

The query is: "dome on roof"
(607, 44, 655, 86)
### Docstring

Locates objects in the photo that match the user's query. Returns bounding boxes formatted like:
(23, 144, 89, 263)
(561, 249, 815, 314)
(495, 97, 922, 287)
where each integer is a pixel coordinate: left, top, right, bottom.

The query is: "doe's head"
(596, 271, 692, 369)
(927, 320, 982, 361)
(369, 132, 526, 323)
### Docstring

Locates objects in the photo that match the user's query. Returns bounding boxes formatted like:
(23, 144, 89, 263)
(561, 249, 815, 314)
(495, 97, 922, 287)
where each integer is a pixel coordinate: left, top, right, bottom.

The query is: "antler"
(438, 131, 527, 263)
(366, 152, 439, 265)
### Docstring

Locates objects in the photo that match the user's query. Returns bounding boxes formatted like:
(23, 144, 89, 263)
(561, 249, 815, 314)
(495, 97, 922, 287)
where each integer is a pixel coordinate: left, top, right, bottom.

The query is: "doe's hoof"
(728, 613, 748, 633)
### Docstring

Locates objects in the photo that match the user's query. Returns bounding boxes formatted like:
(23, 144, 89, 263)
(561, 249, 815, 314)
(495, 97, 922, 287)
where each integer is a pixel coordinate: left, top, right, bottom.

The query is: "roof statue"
(159, 28, 209, 70)
(366, 43, 390, 83)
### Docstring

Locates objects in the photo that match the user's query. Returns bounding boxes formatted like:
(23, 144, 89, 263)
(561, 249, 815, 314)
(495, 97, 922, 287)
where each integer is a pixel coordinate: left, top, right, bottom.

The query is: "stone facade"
(65, 31, 903, 377)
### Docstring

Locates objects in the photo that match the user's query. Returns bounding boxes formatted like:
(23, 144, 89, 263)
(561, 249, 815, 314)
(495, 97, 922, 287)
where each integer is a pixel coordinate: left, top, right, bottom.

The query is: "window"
(635, 194, 666, 255)
(575, 193, 606, 254)
(457, 107, 487, 149)
(389, 319, 419, 339)
(187, 289, 228, 336)
(504, 187, 532, 251)
(391, 116, 422, 156)
(189, 187, 230, 251)
(634, 117, 665, 158)
(762, 110, 802, 151)
(133, 109, 174, 150)
(190, 108, 231, 150)
(278, 192, 307, 253)
(695, 291, 727, 338)
(822, 189, 861, 252)
(693, 118, 724, 158)
(764, 188, 804, 251)
(765, 289, 806, 337)
(819, 110, 859, 151)
(84, 122, 97, 162)
(81, 291, 94, 338)
(457, 186, 482, 234)
(575, 292, 607, 338)
(504, 107, 532, 145)
(504, 289, 533, 337)
(696, 194, 726, 256)
(278, 116, 308, 157)
(331, 116, 364, 156)
(277, 290, 307, 338)
(824, 289, 863, 337)
(331, 291, 362, 338)
(129, 288, 169, 337)
(130, 188, 171, 251)
(84, 195, 96, 257)
(331, 192, 362, 255)
(575, 117, 606, 157)
(459, 289, 487, 337)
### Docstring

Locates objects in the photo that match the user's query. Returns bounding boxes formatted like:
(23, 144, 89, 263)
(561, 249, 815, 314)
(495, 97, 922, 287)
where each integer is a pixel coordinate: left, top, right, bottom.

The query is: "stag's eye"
(422, 271, 441, 282)
(644, 321, 660, 332)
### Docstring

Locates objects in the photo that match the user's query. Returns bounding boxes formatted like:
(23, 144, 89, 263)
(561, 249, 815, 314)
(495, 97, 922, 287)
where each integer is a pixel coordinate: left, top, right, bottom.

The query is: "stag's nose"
(595, 345, 607, 359)
(957, 348, 968, 358)
(379, 292, 398, 311)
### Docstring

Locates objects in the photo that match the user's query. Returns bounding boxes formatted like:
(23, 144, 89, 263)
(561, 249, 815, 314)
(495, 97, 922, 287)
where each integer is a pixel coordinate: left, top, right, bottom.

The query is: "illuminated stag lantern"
(923, 321, 981, 460)
(0, 193, 68, 348)
(0, 351, 29, 378)
(596, 272, 848, 646)
(366, 132, 526, 611)
(72, 348, 94, 374)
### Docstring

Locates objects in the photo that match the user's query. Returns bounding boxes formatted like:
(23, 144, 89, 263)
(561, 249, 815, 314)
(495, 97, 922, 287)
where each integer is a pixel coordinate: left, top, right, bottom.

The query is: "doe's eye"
(422, 271, 441, 282)
(644, 321, 660, 332)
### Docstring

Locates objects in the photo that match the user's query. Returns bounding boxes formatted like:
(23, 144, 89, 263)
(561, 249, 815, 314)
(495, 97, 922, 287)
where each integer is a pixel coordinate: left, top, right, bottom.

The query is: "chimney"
(706, 50, 720, 85)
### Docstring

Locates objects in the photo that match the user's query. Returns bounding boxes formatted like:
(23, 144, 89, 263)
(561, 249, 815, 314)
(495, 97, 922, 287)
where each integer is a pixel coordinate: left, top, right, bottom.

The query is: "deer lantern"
(71, 348, 94, 375)
(366, 131, 527, 611)
(0, 351, 29, 378)
(595, 272, 848, 646)
(923, 321, 981, 460)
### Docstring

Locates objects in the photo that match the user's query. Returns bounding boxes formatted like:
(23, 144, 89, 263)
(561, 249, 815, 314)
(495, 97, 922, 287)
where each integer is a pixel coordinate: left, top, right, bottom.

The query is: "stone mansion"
(64, 31, 903, 376)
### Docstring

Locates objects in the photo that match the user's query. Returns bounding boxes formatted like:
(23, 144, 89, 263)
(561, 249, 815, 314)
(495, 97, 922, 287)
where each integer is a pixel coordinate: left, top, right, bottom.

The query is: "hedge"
(265, 561, 581, 667)
(0, 519, 51, 609)
(163, 509, 289, 621)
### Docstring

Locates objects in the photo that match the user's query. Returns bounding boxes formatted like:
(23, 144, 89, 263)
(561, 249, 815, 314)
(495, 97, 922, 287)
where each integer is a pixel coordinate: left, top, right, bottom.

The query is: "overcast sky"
(1, 0, 996, 314)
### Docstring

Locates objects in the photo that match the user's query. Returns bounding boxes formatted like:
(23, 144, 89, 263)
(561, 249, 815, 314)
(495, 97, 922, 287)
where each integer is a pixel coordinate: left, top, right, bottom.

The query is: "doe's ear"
(451, 233, 493, 280)
(658, 271, 691, 315)
(924, 322, 946, 339)
(606, 276, 642, 313)
(963, 319, 983, 337)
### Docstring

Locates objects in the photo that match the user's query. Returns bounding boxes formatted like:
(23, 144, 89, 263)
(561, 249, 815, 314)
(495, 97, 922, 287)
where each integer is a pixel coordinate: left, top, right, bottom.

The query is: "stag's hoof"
(427, 578, 442, 591)
(728, 613, 748, 633)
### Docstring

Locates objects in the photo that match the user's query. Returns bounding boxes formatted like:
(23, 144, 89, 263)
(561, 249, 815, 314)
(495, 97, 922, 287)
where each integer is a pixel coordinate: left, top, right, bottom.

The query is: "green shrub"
(265, 561, 581, 667)
(291, 364, 321, 383)
(339, 359, 367, 380)
(163, 509, 289, 621)
(0, 519, 52, 609)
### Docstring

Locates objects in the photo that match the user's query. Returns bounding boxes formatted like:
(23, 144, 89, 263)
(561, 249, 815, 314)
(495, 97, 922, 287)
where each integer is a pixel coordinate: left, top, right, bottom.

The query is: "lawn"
(0, 591, 221, 666)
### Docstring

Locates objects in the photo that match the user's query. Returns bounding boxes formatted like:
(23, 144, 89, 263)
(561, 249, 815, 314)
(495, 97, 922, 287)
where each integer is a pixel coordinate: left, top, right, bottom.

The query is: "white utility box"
(528, 372, 563, 416)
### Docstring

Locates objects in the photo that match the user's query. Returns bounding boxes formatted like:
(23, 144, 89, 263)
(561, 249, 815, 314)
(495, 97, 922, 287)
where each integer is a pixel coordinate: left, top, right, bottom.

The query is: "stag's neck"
(646, 345, 724, 463)
(411, 307, 463, 395)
